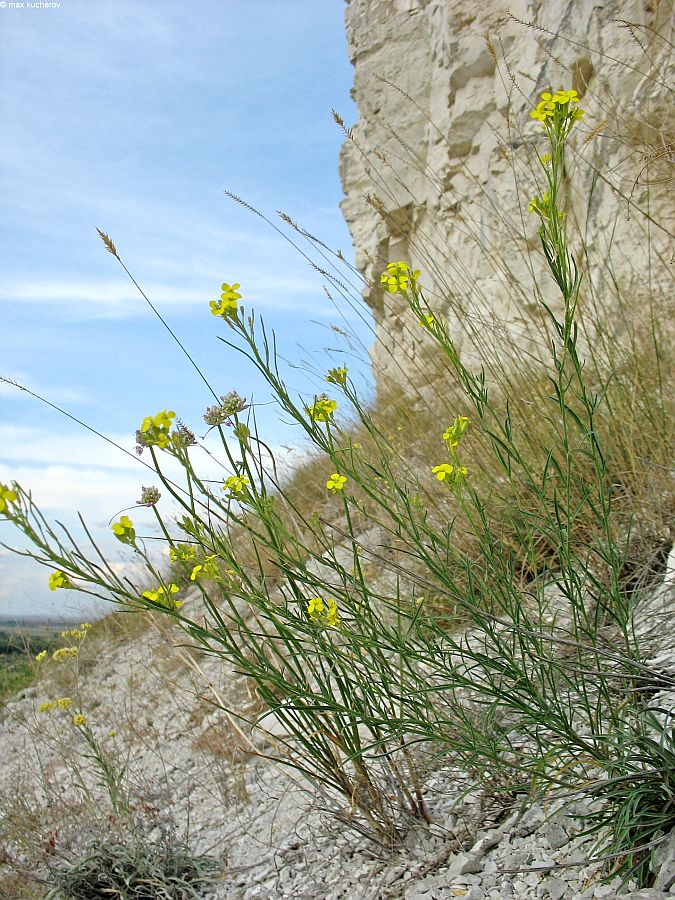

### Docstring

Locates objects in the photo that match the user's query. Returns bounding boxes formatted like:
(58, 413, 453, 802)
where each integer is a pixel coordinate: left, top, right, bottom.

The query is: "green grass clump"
(43, 833, 220, 900)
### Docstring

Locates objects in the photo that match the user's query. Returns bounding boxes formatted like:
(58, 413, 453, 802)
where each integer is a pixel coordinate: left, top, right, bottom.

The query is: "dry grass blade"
(95, 228, 118, 258)
(332, 108, 353, 139)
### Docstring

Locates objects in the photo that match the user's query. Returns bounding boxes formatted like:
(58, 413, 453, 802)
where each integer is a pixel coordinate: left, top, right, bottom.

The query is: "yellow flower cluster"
(224, 474, 249, 495)
(307, 396, 337, 423)
(418, 314, 435, 329)
(60, 625, 91, 642)
(326, 366, 348, 386)
(142, 583, 182, 610)
(307, 596, 341, 628)
(52, 646, 79, 662)
(72, 714, 87, 727)
(528, 191, 551, 215)
(169, 544, 197, 563)
(139, 409, 176, 450)
(530, 89, 583, 125)
(527, 190, 566, 221)
(0, 483, 17, 515)
(38, 697, 76, 714)
(210, 282, 242, 318)
(433, 416, 470, 487)
(111, 515, 136, 546)
(443, 415, 470, 449)
(36, 623, 90, 663)
(190, 554, 220, 581)
(432, 463, 468, 484)
(380, 261, 420, 294)
(326, 473, 347, 493)
(49, 570, 73, 591)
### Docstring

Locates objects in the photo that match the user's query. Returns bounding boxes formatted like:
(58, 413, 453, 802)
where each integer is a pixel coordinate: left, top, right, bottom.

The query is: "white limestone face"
(339, 0, 673, 389)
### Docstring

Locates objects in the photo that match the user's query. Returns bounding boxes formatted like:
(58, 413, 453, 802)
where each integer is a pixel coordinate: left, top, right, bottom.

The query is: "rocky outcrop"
(339, 0, 673, 387)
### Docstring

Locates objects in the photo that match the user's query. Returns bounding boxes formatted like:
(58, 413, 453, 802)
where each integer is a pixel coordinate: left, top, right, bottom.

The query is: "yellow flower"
(72, 714, 87, 727)
(380, 261, 420, 294)
(418, 314, 435, 328)
(432, 463, 454, 481)
(307, 597, 324, 620)
(307, 596, 340, 628)
(35, 650, 47, 663)
(49, 570, 73, 592)
(111, 515, 136, 546)
(325, 599, 341, 628)
(326, 473, 347, 493)
(530, 89, 583, 129)
(55, 697, 72, 710)
(443, 416, 470, 448)
(37, 701, 53, 713)
(0, 483, 17, 514)
(528, 191, 552, 217)
(530, 100, 555, 122)
(142, 583, 181, 610)
(553, 89, 579, 105)
(190, 555, 219, 581)
(221, 282, 242, 303)
(52, 647, 78, 662)
(108, 730, 117, 738)
(224, 474, 249, 495)
(326, 366, 348, 386)
(306, 396, 337, 423)
(540, 153, 551, 165)
(210, 282, 242, 318)
(147, 409, 174, 430)
(137, 410, 176, 451)
(169, 544, 197, 563)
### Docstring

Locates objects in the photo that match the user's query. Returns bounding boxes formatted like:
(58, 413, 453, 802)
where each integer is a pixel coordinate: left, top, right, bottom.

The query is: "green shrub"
(44, 827, 219, 900)
(1, 81, 673, 887)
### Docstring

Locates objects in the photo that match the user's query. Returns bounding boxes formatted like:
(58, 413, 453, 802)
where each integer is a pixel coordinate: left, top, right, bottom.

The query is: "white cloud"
(1, 463, 150, 519)
(0, 425, 142, 472)
(0, 270, 334, 319)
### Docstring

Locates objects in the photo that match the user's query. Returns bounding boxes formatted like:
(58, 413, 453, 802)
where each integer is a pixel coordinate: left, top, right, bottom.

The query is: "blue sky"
(0, 0, 372, 617)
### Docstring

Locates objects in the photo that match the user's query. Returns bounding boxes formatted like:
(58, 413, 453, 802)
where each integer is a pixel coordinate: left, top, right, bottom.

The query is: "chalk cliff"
(339, 0, 672, 385)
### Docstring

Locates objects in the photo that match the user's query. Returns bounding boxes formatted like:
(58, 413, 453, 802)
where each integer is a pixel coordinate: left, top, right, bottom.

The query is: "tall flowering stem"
(528, 89, 584, 336)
